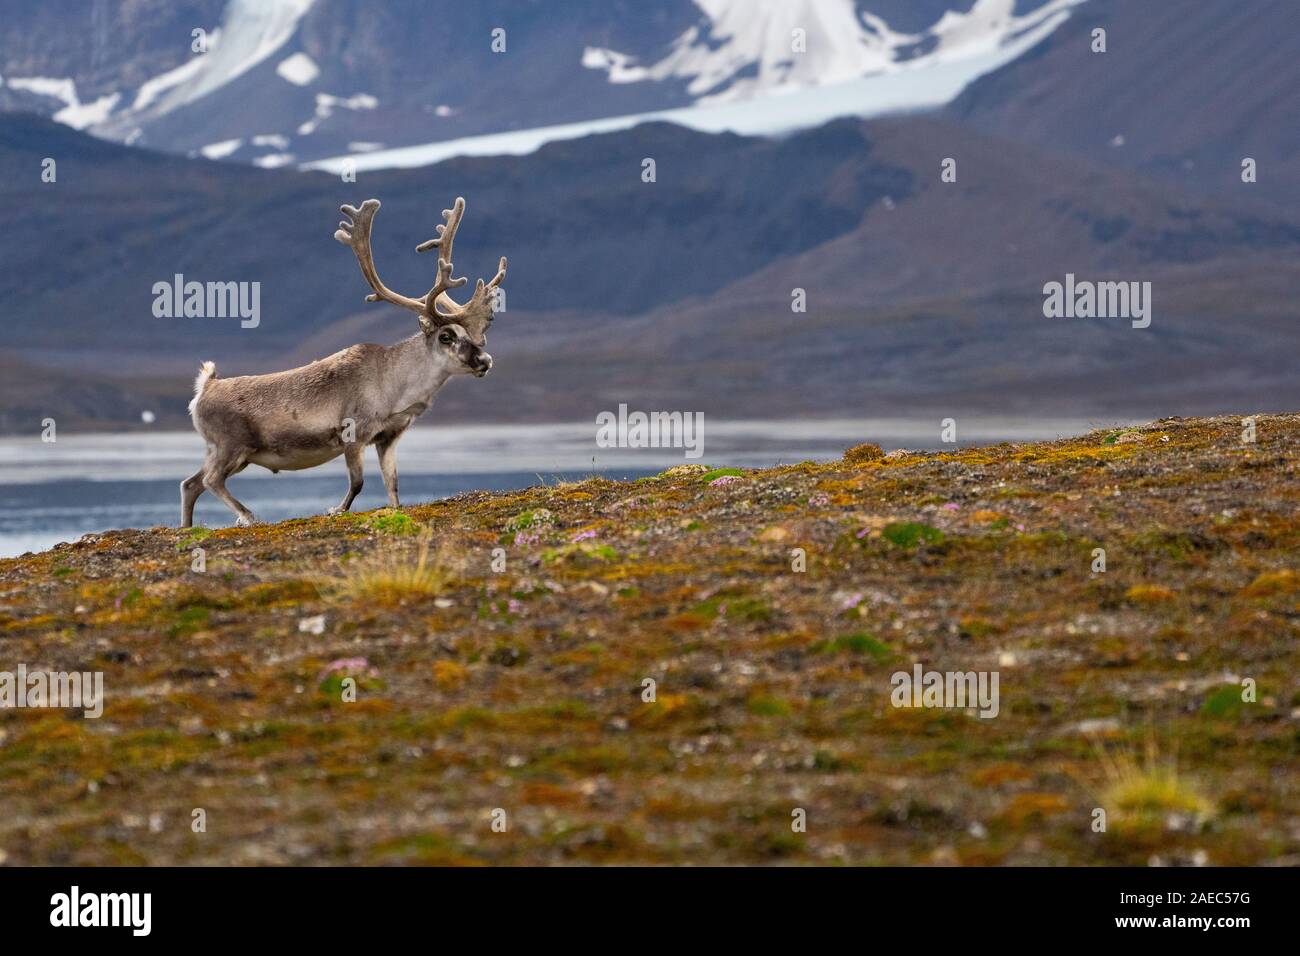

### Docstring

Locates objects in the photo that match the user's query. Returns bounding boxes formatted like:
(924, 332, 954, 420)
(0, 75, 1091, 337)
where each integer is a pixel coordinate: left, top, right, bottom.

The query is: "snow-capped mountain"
(0, 0, 1083, 169)
(583, 0, 1076, 107)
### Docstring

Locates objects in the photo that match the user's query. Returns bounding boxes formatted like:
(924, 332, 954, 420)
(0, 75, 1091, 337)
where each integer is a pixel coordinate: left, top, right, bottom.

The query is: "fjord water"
(0, 419, 1106, 558)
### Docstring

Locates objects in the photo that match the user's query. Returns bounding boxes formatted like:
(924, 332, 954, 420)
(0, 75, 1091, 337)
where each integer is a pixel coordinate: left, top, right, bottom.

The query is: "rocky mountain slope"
(3, 108, 1298, 430)
(947, 0, 1300, 196)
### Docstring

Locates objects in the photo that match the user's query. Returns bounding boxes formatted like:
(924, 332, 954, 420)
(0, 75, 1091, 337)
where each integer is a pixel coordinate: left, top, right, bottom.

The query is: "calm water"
(0, 419, 1108, 557)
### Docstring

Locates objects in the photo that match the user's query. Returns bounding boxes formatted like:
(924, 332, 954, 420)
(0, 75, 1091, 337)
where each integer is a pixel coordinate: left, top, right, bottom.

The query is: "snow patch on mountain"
(5, 76, 79, 105)
(200, 138, 244, 160)
(4, 76, 121, 130)
(88, 0, 316, 138)
(277, 52, 320, 86)
(584, 0, 1084, 105)
(56, 93, 122, 129)
(132, 48, 214, 112)
(297, 92, 378, 137)
(148, 0, 317, 112)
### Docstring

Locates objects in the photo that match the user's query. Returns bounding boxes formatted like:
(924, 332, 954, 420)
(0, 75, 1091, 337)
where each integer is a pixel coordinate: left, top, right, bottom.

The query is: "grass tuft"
(1092, 731, 1213, 828)
(319, 529, 456, 607)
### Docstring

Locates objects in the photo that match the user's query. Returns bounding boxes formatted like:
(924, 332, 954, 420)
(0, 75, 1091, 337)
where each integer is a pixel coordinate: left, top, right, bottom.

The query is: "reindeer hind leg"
(180, 466, 206, 528)
(203, 450, 257, 527)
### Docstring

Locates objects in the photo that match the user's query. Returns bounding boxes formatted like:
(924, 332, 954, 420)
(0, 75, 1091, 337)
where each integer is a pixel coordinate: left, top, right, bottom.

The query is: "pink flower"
(942, 502, 959, 512)
(710, 475, 744, 486)
(317, 657, 376, 683)
(571, 529, 598, 542)
(840, 592, 864, 610)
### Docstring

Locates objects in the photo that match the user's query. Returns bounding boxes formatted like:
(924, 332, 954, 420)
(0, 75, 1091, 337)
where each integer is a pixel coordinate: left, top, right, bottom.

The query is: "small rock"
(660, 464, 707, 478)
(1067, 717, 1121, 736)
(298, 614, 326, 635)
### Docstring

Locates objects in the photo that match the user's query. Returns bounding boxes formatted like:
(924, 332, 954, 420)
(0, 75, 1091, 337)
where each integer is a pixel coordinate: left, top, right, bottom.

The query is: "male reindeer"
(181, 197, 506, 527)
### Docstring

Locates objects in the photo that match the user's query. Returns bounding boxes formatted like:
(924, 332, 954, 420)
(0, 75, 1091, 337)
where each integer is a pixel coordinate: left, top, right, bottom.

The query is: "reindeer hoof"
(327, 505, 349, 516)
(235, 514, 257, 527)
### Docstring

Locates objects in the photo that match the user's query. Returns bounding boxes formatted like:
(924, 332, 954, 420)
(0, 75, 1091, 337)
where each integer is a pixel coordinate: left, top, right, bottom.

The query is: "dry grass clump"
(1092, 731, 1213, 828)
(318, 528, 457, 606)
(843, 442, 884, 464)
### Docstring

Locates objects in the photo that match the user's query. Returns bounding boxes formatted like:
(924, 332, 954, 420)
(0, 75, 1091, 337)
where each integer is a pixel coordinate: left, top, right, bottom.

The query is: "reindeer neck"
(387, 333, 453, 408)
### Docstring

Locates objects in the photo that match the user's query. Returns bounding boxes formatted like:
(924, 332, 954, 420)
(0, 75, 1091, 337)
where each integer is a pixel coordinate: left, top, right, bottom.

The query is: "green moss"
(811, 632, 894, 662)
(236, 579, 319, 607)
(167, 606, 210, 638)
(541, 541, 619, 564)
(1128, 528, 1217, 562)
(882, 522, 945, 548)
(359, 510, 420, 536)
(505, 508, 554, 532)
(747, 694, 792, 716)
(1201, 685, 1247, 718)
(689, 594, 771, 623)
(176, 527, 213, 550)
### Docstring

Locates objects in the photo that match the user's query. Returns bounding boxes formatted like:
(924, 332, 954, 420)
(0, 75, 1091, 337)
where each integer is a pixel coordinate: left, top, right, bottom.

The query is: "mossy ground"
(0, 414, 1296, 865)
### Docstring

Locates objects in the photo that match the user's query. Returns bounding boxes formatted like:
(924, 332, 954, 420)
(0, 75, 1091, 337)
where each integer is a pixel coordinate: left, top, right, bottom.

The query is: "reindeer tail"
(189, 361, 216, 416)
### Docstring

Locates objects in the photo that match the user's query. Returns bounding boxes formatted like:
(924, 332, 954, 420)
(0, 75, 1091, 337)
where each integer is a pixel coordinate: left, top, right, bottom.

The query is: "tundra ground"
(0, 414, 1296, 865)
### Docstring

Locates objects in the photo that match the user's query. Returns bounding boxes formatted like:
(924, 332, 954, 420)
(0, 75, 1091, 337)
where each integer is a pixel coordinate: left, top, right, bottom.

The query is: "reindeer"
(181, 197, 506, 527)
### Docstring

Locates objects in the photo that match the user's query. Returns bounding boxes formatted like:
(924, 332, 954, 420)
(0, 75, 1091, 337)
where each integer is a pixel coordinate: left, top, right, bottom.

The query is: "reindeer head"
(334, 197, 506, 348)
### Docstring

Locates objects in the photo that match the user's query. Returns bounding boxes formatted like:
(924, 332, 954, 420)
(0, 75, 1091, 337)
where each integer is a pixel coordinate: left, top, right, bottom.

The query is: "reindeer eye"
(438, 331, 453, 344)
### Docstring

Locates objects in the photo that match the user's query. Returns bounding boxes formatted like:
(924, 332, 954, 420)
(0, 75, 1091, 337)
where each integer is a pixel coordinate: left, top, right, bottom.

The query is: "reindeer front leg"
(375, 437, 402, 508)
(329, 445, 365, 515)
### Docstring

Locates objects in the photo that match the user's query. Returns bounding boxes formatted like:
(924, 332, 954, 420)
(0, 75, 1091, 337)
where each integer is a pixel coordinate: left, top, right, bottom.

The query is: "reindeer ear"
(418, 314, 437, 336)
